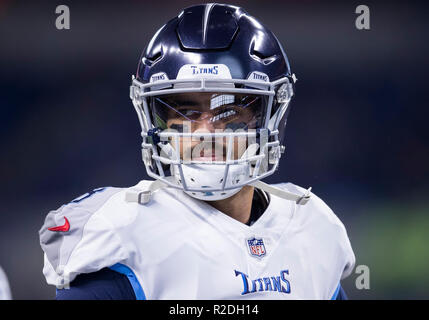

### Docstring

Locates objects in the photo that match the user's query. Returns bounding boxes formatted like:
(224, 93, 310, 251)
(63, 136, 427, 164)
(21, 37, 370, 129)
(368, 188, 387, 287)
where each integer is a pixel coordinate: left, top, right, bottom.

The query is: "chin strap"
(250, 180, 312, 205)
(125, 179, 168, 205)
(126, 179, 312, 206)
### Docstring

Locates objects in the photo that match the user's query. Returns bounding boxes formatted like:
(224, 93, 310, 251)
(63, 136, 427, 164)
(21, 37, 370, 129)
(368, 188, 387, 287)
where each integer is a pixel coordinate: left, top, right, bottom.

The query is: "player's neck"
(205, 185, 254, 224)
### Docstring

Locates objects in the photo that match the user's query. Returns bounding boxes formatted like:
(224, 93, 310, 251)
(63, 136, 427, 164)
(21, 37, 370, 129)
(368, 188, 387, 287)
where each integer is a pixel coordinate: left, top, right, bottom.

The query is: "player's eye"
(225, 122, 247, 130)
(215, 105, 238, 115)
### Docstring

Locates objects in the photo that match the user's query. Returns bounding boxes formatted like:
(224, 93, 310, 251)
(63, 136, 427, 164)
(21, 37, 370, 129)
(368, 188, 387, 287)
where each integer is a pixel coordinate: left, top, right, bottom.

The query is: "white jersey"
(39, 180, 355, 300)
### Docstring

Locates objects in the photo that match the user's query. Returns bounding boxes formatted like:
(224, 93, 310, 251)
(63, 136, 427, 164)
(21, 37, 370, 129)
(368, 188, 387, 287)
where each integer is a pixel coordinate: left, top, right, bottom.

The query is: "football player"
(39, 3, 355, 300)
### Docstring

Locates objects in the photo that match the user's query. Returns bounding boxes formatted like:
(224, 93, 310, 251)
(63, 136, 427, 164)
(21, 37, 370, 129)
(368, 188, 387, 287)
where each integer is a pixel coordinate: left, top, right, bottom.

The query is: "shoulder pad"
(273, 182, 356, 280)
(39, 187, 126, 287)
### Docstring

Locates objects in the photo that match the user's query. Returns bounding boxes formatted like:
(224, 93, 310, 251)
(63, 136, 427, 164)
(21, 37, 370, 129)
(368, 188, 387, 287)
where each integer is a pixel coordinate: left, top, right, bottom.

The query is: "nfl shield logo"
(247, 237, 266, 258)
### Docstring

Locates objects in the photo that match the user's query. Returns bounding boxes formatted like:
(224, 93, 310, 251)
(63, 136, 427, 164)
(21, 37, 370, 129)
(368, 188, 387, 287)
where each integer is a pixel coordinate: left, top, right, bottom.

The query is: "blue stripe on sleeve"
(109, 263, 146, 300)
(331, 283, 341, 300)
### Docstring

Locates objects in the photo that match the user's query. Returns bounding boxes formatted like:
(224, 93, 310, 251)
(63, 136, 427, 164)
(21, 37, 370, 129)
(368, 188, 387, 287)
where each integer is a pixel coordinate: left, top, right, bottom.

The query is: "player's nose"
(193, 112, 215, 133)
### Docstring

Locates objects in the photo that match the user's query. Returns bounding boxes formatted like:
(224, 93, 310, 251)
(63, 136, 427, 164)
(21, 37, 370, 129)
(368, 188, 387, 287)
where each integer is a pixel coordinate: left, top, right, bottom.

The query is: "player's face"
(154, 92, 264, 161)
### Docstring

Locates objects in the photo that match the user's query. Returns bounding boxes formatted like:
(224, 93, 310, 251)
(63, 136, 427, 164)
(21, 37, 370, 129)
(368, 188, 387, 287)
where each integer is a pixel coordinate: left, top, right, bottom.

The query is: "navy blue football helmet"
(130, 3, 296, 201)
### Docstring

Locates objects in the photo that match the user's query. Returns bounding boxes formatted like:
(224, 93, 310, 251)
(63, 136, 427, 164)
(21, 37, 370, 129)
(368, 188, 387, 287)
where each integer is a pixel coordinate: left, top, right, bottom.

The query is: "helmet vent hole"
(250, 46, 277, 65)
(190, 178, 195, 182)
(142, 50, 163, 67)
(219, 178, 223, 183)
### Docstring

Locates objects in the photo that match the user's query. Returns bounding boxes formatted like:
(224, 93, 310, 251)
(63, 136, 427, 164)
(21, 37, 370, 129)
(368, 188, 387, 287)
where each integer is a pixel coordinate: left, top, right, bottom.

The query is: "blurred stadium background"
(0, 0, 428, 299)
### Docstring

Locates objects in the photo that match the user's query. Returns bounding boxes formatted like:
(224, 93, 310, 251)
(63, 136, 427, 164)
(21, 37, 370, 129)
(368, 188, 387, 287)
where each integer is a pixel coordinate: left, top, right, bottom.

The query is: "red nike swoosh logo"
(48, 217, 70, 232)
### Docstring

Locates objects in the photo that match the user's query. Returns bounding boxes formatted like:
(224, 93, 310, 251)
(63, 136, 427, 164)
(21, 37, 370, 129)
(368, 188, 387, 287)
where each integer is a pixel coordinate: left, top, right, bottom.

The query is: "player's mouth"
(182, 141, 228, 162)
(192, 155, 225, 162)
(192, 149, 226, 161)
